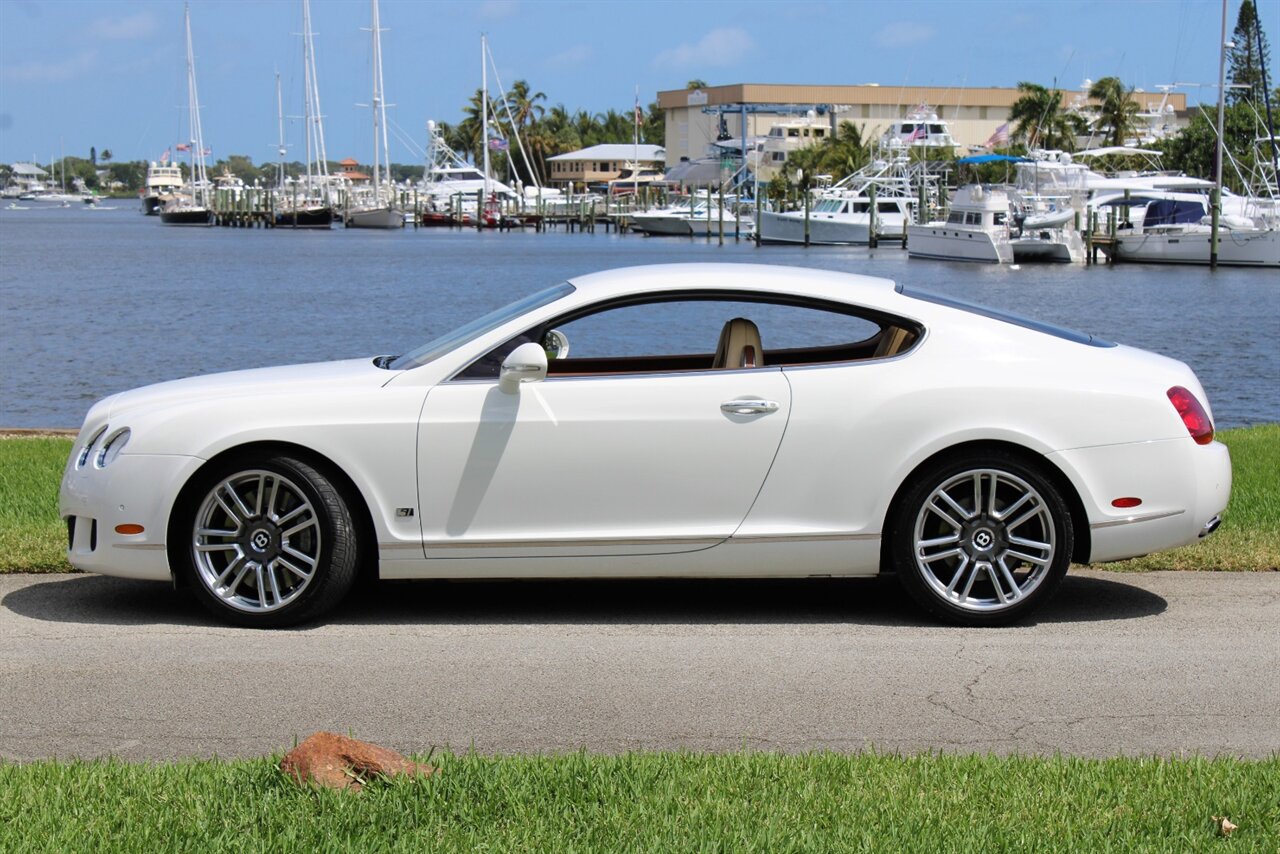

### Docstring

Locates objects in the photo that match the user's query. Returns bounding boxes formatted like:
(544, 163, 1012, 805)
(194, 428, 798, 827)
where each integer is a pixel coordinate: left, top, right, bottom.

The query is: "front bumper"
(1049, 437, 1231, 563)
(59, 451, 204, 581)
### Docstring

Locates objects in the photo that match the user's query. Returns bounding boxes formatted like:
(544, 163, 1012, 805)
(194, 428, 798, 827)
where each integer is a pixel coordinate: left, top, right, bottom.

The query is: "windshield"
(387, 283, 575, 370)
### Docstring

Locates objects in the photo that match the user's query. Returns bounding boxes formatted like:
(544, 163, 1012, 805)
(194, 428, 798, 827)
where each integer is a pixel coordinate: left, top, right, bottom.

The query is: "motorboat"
(908, 185, 1014, 263)
(882, 105, 958, 153)
(757, 155, 927, 245)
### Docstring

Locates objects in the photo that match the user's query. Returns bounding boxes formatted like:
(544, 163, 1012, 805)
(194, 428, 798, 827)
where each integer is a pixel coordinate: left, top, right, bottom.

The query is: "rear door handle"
(721, 399, 780, 415)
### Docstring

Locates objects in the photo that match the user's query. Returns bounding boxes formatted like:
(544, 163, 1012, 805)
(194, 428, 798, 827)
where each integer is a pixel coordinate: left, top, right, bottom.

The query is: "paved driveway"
(2, 570, 1277, 761)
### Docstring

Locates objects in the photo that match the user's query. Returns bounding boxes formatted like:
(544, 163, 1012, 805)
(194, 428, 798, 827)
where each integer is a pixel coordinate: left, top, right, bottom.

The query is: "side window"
(453, 294, 916, 380)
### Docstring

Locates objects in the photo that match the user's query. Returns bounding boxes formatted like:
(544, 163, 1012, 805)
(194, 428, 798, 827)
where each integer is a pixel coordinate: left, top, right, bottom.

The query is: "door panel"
(416, 370, 791, 558)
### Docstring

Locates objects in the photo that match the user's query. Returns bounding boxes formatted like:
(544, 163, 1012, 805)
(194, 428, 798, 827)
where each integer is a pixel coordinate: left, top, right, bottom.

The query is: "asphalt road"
(2, 570, 1277, 762)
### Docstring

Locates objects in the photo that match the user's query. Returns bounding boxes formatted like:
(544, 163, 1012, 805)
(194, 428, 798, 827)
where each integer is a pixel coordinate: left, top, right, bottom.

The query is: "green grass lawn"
(1, 425, 1276, 574)
(1, 752, 1276, 851)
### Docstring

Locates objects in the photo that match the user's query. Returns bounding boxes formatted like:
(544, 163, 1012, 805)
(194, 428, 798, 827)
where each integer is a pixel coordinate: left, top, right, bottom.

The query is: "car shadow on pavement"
(3, 572, 1166, 628)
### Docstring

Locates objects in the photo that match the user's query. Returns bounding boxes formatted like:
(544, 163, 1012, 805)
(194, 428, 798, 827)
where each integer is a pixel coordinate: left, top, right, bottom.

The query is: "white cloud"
(89, 12, 158, 41)
(876, 21, 935, 48)
(653, 27, 754, 69)
(479, 0, 519, 19)
(2, 50, 97, 83)
(547, 44, 593, 67)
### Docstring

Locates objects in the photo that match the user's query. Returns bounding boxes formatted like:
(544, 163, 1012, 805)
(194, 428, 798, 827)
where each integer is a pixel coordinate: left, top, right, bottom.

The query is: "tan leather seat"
(872, 325, 916, 358)
(713, 318, 764, 369)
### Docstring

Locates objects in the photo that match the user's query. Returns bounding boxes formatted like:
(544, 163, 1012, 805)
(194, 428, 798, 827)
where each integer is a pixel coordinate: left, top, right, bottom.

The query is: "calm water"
(1, 203, 1276, 428)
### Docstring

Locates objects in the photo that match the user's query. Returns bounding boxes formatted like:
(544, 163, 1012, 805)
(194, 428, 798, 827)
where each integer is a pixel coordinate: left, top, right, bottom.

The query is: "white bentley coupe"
(60, 264, 1231, 627)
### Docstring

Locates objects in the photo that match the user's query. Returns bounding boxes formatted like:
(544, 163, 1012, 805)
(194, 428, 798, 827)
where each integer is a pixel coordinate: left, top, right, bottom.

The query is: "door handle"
(721, 399, 779, 415)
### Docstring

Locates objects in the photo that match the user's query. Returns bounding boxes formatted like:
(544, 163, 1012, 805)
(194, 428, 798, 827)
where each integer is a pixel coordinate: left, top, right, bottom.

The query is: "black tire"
(171, 454, 359, 628)
(889, 449, 1072, 626)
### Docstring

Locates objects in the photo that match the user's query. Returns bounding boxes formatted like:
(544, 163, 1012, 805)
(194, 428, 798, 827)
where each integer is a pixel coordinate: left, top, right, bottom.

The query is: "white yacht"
(754, 113, 832, 182)
(908, 185, 1014, 263)
(757, 156, 924, 245)
(881, 106, 957, 153)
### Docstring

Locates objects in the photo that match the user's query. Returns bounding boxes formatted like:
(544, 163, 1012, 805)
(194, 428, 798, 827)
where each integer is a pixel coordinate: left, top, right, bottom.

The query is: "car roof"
(565, 264, 900, 307)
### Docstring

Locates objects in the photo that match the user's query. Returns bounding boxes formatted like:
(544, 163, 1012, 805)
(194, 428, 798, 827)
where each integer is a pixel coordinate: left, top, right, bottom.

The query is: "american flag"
(985, 122, 1010, 149)
(488, 137, 508, 151)
(159, 148, 171, 163)
(906, 125, 926, 143)
(175, 142, 191, 152)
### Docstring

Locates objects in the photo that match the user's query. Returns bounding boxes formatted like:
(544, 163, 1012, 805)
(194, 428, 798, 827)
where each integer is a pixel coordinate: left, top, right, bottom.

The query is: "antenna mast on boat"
(481, 33, 491, 206)
(1211, 0, 1228, 268)
(274, 71, 287, 189)
(365, 0, 393, 201)
(183, 2, 209, 205)
(300, 0, 330, 198)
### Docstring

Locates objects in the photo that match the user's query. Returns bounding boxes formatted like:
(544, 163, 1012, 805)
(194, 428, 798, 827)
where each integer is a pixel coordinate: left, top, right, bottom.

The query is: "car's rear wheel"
(890, 450, 1072, 626)
(175, 454, 359, 627)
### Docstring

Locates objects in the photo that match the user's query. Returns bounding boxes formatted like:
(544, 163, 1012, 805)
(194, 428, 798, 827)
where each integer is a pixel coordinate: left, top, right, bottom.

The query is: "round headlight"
(95, 428, 131, 468)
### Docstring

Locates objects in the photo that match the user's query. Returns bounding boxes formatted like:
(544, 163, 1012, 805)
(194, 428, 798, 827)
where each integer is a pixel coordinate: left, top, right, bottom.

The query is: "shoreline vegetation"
(1, 425, 1275, 575)
(1, 752, 1276, 850)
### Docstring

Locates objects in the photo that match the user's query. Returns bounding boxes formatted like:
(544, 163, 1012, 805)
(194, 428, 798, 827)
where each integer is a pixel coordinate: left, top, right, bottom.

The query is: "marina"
(1, 202, 1276, 431)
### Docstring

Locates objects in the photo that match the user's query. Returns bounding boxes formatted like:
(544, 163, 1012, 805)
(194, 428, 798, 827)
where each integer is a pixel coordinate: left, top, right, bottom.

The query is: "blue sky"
(1, 0, 1276, 165)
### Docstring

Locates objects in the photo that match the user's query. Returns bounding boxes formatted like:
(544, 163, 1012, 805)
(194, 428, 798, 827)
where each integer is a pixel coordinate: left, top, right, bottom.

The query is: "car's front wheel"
(890, 450, 1073, 626)
(173, 454, 359, 627)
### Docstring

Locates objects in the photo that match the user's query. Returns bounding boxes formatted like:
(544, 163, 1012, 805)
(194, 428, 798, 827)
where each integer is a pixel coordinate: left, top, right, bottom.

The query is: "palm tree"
(505, 80, 546, 134)
(686, 79, 707, 90)
(1008, 82, 1082, 151)
(1088, 76, 1139, 148)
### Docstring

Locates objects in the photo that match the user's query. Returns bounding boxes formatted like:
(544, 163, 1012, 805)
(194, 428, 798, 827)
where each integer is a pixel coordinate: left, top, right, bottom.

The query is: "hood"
(100, 357, 391, 423)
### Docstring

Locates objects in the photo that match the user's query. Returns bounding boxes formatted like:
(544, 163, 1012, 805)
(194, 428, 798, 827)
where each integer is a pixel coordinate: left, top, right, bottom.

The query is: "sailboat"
(161, 3, 213, 226)
(346, 0, 404, 229)
(1110, 0, 1277, 267)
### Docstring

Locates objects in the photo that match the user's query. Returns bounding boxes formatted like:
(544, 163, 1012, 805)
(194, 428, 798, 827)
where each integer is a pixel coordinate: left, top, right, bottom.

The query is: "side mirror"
(498, 342, 548, 394)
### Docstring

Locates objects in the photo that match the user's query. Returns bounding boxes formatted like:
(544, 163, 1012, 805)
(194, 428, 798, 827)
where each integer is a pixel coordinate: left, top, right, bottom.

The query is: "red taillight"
(1167, 386, 1214, 445)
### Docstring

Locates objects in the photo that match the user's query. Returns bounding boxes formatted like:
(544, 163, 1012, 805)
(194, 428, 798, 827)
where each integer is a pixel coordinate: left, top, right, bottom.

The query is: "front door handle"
(721, 399, 780, 415)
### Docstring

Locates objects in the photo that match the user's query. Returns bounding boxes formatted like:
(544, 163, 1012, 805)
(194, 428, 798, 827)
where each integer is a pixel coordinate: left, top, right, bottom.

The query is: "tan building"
(547, 143, 665, 187)
(657, 83, 1187, 165)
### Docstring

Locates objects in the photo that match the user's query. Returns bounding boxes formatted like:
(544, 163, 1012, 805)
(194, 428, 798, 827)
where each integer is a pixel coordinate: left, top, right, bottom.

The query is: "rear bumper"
(1048, 438, 1231, 563)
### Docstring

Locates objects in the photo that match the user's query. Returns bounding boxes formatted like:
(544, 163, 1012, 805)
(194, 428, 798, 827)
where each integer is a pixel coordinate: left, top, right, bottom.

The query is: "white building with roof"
(3, 162, 50, 196)
(547, 143, 664, 187)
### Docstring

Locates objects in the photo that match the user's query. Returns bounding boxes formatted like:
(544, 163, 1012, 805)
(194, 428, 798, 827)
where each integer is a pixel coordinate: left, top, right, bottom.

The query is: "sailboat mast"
(482, 34, 490, 204)
(1211, 0, 1228, 268)
(275, 71, 287, 189)
(374, 0, 392, 194)
(369, 0, 382, 197)
(302, 0, 328, 197)
(184, 2, 208, 202)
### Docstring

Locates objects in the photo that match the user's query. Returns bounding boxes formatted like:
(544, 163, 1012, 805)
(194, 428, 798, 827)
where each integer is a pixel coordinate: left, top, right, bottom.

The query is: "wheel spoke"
(276, 504, 307, 527)
(281, 545, 317, 567)
(223, 481, 255, 521)
(266, 476, 281, 521)
(1006, 504, 1044, 533)
(213, 492, 243, 527)
(921, 546, 964, 565)
(959, 561, 984, 601)
(996, 558, 1022, 602)
(254, 564, 268, 609)
(197, 527, 238, 539)
(919, 533, 961, 549)
(993, 490, 1033, 523)
(267, 563, 284, 606)
(196, 542, 239, 553)
(936, 489, 974, 522)
(945, 554, 971, 594)
(275, 556, 312, 580)
(252, 474, 265, 517)
(1003, 548, 1050, 567)
(926, 498, 963, 532)
(1008, 535, 1051, 551)
(214, 554, 245, 588)
(283, 515, 317, 539)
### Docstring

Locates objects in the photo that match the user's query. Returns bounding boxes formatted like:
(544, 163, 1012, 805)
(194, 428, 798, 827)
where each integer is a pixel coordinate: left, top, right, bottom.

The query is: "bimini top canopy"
(957, 154, 1029, 164)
